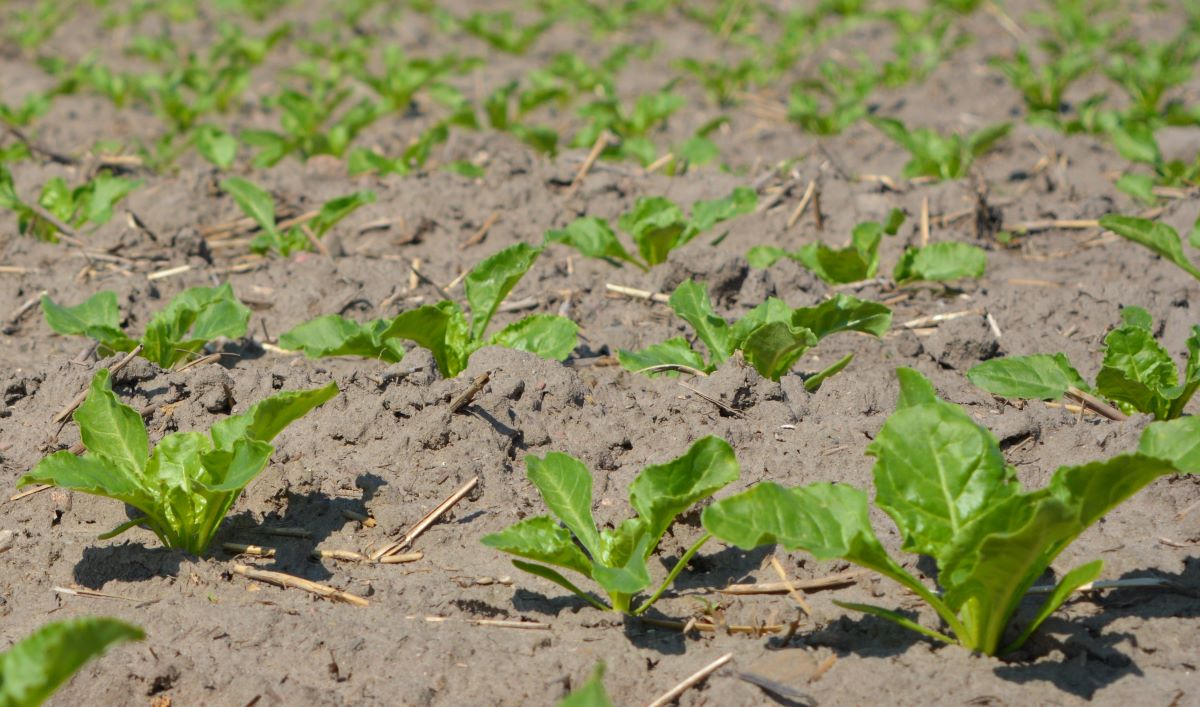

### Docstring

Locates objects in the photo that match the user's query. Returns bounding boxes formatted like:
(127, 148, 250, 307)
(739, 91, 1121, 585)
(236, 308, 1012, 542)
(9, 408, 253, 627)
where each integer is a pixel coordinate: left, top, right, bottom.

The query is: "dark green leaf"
(618, 197, 687, 266)
(545, 218, 641, 269)
(209, 382, 338, 450)
(220, 177, 278, 237)
(629, 436, 739, 548)
(383, 301, 472, 378)
(74, 368, 148, 477)
(895, 367, 939, 408)
(525, 452, 601, 558)
(791, 295, 892, 340)
(40, 292, 137, 355)
(804, 353, 854, 392)
(668, 280, 732, 363)
(1099, 214, 1200, 280)
(278, 315, 405, 362)
(740, 321, 818, 381)
(558, 664, 612, 707)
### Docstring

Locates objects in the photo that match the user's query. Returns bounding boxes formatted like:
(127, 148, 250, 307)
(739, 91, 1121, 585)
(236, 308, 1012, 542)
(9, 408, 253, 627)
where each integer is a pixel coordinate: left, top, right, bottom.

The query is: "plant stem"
(633, 532, 712, 616)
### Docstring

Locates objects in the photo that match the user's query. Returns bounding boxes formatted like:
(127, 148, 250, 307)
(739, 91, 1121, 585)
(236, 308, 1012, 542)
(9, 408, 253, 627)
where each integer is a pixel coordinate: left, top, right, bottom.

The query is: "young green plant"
(969, 305, 1199, 420)
(19, 370, 337, 556)
(220, 177, 375, 256)
(0, 617, 143, 707)
(482, 436, 739, 615)
(702, 367, 1183, 655)
(279, 243, 578, 377)
(870, 117, 1011, 180)
(619, 280, 891, 386)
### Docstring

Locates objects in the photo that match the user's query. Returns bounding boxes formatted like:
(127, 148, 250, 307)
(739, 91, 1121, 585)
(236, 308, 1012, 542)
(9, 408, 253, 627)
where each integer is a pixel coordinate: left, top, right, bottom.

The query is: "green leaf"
(967, 353, 1087, 401)
(220, 177, 278, 237)
(546, 218, 642, 269)
(746, 245, 788, 269)
(195, 125, 238, 169)
(740, 321, 818, 381)
(687, 186, 756, 238)
(525, 452, 601, 558)
(791, 295, 893, 340)
(279, 315, 404, 362)
(1003, 560, 1103, 653)
(510, 560, 609, 611)
(629, 436, 739, 549)
(1120, 305, 1153, 330)
(383, 301, 472, 378)
(1115, 173, 1158, 205)
(0, 618, 143, 707)
(84, 173, 141, 226)
(1099, 214, 1200, 280)
(309, 190, 375, 239)
(488, 315, 578, 361)
(1096, 324, 1177, 418)
(895, 367, 939, 408)
(481, 516, 594, 577)
(1139, 417, 1200, 472)
(834, 600, 956, 645)
(804, 352, 854, 392)
(618, 197, 687, 266)
(40, 292, 137, 355)
(18, 451, 153, 516)
(209, 382, 338, 451)
(868, 397, 1019, 561)
(140, 283, 251, 367)
(668, 280, 732, 363)
(966, 122, 1012, 158)
(892, 242, 987, 284)
(465, 243, 543, 340)
(617, 338, 708, 377)
(558, 664, 612, 707)
(74, 369, 148, 478)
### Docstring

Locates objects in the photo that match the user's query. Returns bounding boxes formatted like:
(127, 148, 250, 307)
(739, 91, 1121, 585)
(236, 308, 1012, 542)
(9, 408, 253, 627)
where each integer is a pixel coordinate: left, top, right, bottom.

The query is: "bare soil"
(2, 1, 1199, 705)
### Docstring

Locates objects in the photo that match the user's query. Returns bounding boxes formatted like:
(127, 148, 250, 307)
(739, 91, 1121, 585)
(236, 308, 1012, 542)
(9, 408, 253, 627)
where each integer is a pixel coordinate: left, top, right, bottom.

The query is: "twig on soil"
(300, 224, 330, 257)
(986, 312, 1002, 339)
(919, 197, 930, 248)
(643, 152, 674, 175)
(0, 265, 39, 274)
(231, 563, 368, 607)
(1, 121, 77, 164)
(1064, 386, 1128, 421)
(811, 187, 824, 230)
(1159, 537, 1200, 548)
(370, 477, 479, 561)
(251, 526, 313, 538)
(640, 617, 787, 635)
(900, 309, 983, 329)
(52, 345, 144, 423)
(449, 372, 491, 414)
(472, 619, 551, 630)
(222, 543, 275, 558)
(1044, 402, 1095, 416)
(645, 653, 733, 707)
(785, 179, 817, 229)
(174, 352, 225, 372)
(769, 556, 813, 616)
(10, 485, 51, 502)
(720, 569, 865, 595)
(408, 260, 451, 300)
(377, 552, 424, 564)
(563, 132, 612, 199)
(1175, 499, 1200, 521)
(5, 290, 46, 330)
(342, 510, 376, 527)
(146, 264, 192, 281)
(496, 297, 540, 313)
(312, 549, 370, 562)
(460, 211, 500, 250)
(53, 586, 141, 602)
(605, 283, 670, 304)
(1002, 219, 1098, 234)
(810, 654, 838, 682)
(635, 364, 709, 377)
(679, 382, 742, 417)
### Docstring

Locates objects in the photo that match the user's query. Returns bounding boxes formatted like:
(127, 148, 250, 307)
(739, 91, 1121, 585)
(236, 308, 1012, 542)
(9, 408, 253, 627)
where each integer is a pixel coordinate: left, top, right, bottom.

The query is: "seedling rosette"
(19, 370, 337, 556)
(702, 368, 1182, 655)
(482, 436, 739, 615)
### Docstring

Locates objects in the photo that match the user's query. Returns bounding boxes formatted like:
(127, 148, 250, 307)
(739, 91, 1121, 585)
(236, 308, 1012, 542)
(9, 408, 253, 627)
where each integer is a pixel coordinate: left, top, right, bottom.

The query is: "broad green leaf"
(892, 242, 987, 284)
(1049, 454, 1181, 531)
(686, 186, 756, 238)
(966, 122, 1012, 157)
(488, 315, 578, 361)
(278, 315, 404, 362)
(198, 438, 274, 493)
(629, 436, 739, 549)
(967, 353, 1088, 400)
(140, 284, 250, 367)
(546, 218, 642, 269)
(791, 295, 892, 340)
(558, 664, 612, 707)
(195, 126, 238, 169)
(40, 292, 137, 355)
(18, 451, 152, 513)
(1139, 417, 1200, 472)
(617, 338, 708, 376)
(209, 382, 338, 450)
(746, 245, 788, 268)
(526, 452, 601, 558)
(1120, 305, 1153, 330)
(84, 173, 141, 226)
(729, 298, 793, 346)
(619, 197, 687, 266)
(868, 398, 1019, 561)
(592, 520, 652, 597)
(1115, 173, 1158, 205)
(668, 280, 732, 363)
(310, 190, 376, 238)
(1099, 214, 1200, 280)
(740, 321, 818, 381)
(220, 177, 278, 237)
(0, 618, 143, 707)
(465, 243, 543, 340)
(795, 239, 874, 284)
(141, 431, 210, 542)
(481, 516, 594, 577)
(384, 301, 472, 378)
(804, 352, 854, 392)
(1096, 325, 1177, 417)
(895, 367, 939, 408)
(74, 369, 148, 478)
(1003, 560, 1103, 653)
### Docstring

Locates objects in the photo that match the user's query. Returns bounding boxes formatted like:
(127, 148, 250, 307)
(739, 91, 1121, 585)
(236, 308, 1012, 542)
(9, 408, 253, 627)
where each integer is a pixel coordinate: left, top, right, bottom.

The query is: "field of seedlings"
(2, 0, 1199, 704)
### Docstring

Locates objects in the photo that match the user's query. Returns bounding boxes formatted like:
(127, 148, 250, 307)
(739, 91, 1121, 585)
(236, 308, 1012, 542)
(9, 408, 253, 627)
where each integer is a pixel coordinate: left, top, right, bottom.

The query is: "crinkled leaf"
(592, 520, 652, 595)
(525, 452, 601, 558)
(209, 382, 338, 451)
(140, 284, 251, 368)
(0, 617, 143, 707)
(967, 353, 1088, 401)
(1099, 214, 1200, 280)
(668, 280, 732, 363)
(1139, 417, 1200, 473)
(617, 338, 708, 377)
(795, 238, 875, 284)
(278, 315, 404, 362)
(220, 177, 278, 237)
(618, 197, 687, 266)
(74, 369, 148, 478)
(40, 292, 137, 355)
(546, 217, 642, 269)
(488, 315, 578, 362)
(481, 516, 594, 577)
(893, 242, 987, 284)
(791, 294, 892, 340)
(1096, 325, 1177, 418)
(384, 301, 472, 377)
(729, 298, 793, 347)
(629, 436, 739, 549)
(465, 243, 543, 340)
(740, 321, 818, 381)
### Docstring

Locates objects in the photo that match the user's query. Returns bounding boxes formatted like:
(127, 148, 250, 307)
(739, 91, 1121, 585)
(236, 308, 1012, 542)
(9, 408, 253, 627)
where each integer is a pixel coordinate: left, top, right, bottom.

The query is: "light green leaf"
(0, 617, 143, 707)
(592, 520, 652, 597)
(1096, 324, 1177, 418)
(278, 315, 404, 362)
(310, 191, 375, 239)
(84, 173, 141, 226)
(1139, 417, 1200, 472)
(740, 321, 818, 381)
(488, 315, 578, 361)
(481, 516, 594, 577)
(546, 217, 642, 269)
(629, 436, 739, 549)
(558, 664, 612, 707)
(834, 600, 956, 645)
(40, 292, 137, 355)
(791, 294, 892, 340)
(617, 338, 708, 377)
(1003, 560, 1103, 653)
(384, 301, 472, 378)
(209, 382, 338, 451)
(18, 451, 152, 514)
(510, 560, 608, 611)
(465, 243, 543, 341)
(967, 353, 1088, 400)
(74, 369, 148, 478)
(895, 367, 939, 408)
(746, 245, 788, 269)
(1099, 214, 1200, 280)
(526, 452, 601, 558)
(195, 126, 238, 169)
(618, 197, 687, 266)
(893, 242, 987, 284)
(140, 283, 250, 368)
(668, 280, 732, 363)
(804, 352, 854, 392)
(220, 177, 278, 237)
(686, 186, 756, 238)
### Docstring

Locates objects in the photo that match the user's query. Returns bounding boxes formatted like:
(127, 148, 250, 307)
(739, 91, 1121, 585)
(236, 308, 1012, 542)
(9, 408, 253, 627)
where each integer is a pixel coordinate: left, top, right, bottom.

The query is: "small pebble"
(0, 529, 13, 553)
